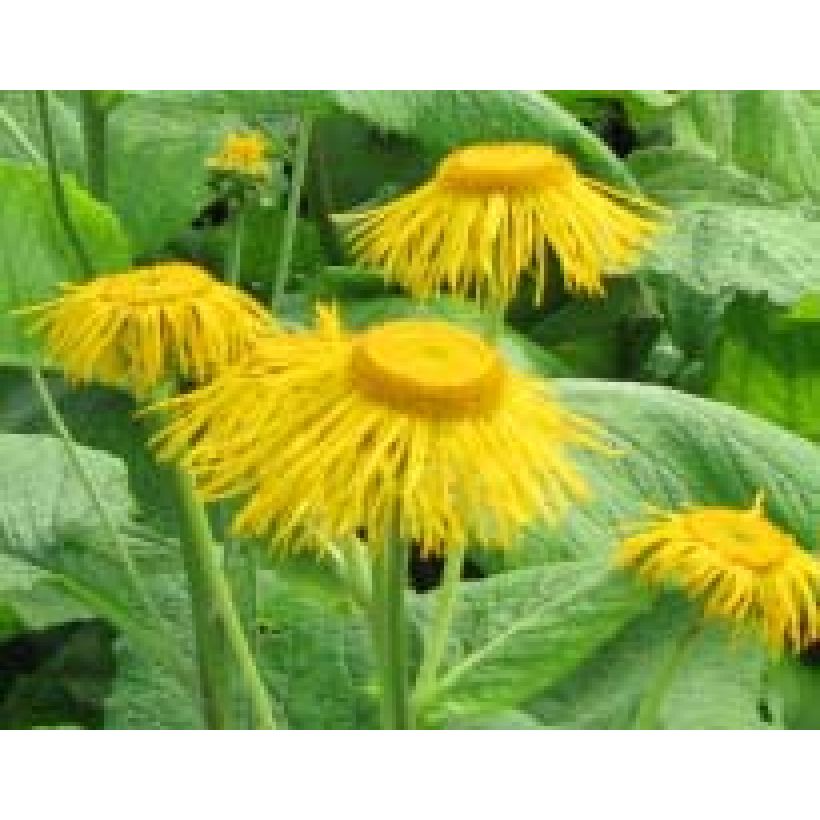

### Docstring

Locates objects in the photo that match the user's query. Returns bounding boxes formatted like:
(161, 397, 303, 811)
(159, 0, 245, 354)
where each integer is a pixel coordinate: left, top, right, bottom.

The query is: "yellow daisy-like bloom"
(152, 307, 604, 553)
(616, 494, 820, 654)
(23, 262, 274, 396)
(206, 131, 271, 180)
(342, 142, 662, 307)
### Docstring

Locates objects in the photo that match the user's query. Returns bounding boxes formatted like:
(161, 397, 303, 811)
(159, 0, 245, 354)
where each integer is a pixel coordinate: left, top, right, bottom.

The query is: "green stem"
(227, 209, 243, 286)
(271, 115, 312, 310)
(412, 544, 465, 711)
(35, 91, 93, 276)
(633, 620, 703, 730)
(81, 91, 107, 201)
(372, 533, 411, 729)
(169, 466, 276, 730)
(0, 105, 44, 163)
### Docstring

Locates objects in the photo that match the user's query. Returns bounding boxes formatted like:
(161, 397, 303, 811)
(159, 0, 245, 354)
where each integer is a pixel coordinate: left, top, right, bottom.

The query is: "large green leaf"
(637, 203, 820, 308)
(531, 597, 775, 729)
(106, 99, 241, 256)
(709, 295, 820, 442)
(417, 560, 647, 726)
(0, 433, 181, 665)
(549, 379, 820, 562)
(0, 160, 131, 366)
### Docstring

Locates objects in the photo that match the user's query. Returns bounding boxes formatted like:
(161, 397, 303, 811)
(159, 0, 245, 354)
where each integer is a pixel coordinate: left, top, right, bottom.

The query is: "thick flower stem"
(372, 535, 412, 729)
(81, 91, 107, 201)
(35, 90, 93, 275)
(411, 544, 465, 713)
(633, 620, 702, 730)
(271, 114, 312, 310)
(169, 466, 277, 730)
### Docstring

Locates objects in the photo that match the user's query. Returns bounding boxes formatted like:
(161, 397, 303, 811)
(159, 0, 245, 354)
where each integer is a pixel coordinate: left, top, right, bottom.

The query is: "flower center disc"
(100, 264, 212, 307)
(351, 320, 505, 418)
(690, 510, 791, 571)
(435, 143, 575, 193)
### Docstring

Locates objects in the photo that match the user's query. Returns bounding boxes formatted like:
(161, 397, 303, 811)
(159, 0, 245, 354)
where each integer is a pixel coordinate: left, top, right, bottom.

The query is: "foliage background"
(1, 89, 819, 729)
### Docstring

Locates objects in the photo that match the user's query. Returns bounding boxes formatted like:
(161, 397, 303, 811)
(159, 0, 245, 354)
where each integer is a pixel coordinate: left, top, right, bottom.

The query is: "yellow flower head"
(616, 493, 820, 654)
(341, 142, 663, 307)
(206, 131, 271, 180)
(23, 262, 274, 396)
(152, 307, 604, 553)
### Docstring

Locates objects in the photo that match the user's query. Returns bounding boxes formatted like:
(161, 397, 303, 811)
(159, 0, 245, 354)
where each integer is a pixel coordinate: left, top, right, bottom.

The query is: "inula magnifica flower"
(206, 131, 271, 180)
(342, 142, 662, 307)
(617, 494, 820, 654)
(24, 262, 273, 396)
(152, 307, 604, 552)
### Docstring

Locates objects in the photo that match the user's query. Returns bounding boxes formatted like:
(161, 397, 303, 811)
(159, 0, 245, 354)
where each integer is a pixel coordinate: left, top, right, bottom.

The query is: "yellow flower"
(616, 494, 820, 654)
(152, 307, 604, 553)
(23, 262, 274, 396)
(341, 142, 662, 307)
(206, 131, 271, 180)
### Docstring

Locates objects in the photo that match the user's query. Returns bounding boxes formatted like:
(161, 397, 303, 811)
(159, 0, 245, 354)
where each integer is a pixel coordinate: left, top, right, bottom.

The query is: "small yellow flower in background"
(206, 131, 271, 180)
(23, 262, 274, 396)
(341, 142, 663, 308)
(152, 306, 605, 553)
(616, 493, 820, 654)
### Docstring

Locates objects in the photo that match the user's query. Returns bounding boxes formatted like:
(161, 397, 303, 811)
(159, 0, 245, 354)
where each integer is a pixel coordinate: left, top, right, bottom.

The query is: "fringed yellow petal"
(151, 309, 607, 554)
(341, 142, 664, 308)
(22, 262, 275, 396)
(616, 496, 820, 655)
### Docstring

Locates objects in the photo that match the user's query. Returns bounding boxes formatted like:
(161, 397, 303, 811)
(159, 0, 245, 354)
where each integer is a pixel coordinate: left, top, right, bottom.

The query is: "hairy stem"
(271, 115, 313, 309)
(81, 91, 107, 201)
(372, 532, 411, 729)
(227, 209, 243, 287)
(35, 90, 93, 275)
(170, 467, 277, 730)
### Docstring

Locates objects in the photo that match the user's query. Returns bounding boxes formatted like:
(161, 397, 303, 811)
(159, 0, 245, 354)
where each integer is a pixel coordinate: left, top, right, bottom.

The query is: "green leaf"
(0, 432, 179, 662)
(637, 203, 820, 308)
(331, 90, 636, 189)
(418, 560, 647, 725)
(531, 598, 775, 729)
(732, 91, 820, 200)
(106, 99, 241, 255)
(551, 378, 820, 561)
(106, 569, 377, 729)
(0, 160, 131, 366)
(629, 146, 781, 205)
(709, 295, 820, 442)
(134, 90, 635, 189)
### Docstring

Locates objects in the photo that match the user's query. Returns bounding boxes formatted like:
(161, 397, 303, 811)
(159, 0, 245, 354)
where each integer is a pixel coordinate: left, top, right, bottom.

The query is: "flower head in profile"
(23, 262, 274, 396)
(341, 142, 663, 308)
(206, 131, 271, 180)
(152, 306, 605, 553)
(616, 493, 820, 654)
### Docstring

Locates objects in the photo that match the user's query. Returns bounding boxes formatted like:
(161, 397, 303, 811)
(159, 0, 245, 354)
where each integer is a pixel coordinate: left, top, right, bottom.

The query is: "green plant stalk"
(0, 105, 44, 163)
(81, 91, 107, 201)
(35, 90, 93, 276)
(169, 466, 277, 730)
(227, 209, 243, 286)
(372, 533, 412, 729)
(412, 544, 465, 709)
(486, 304, 506, 342)
(633, 620, 703, 730)
(271, 114, 313, 309)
